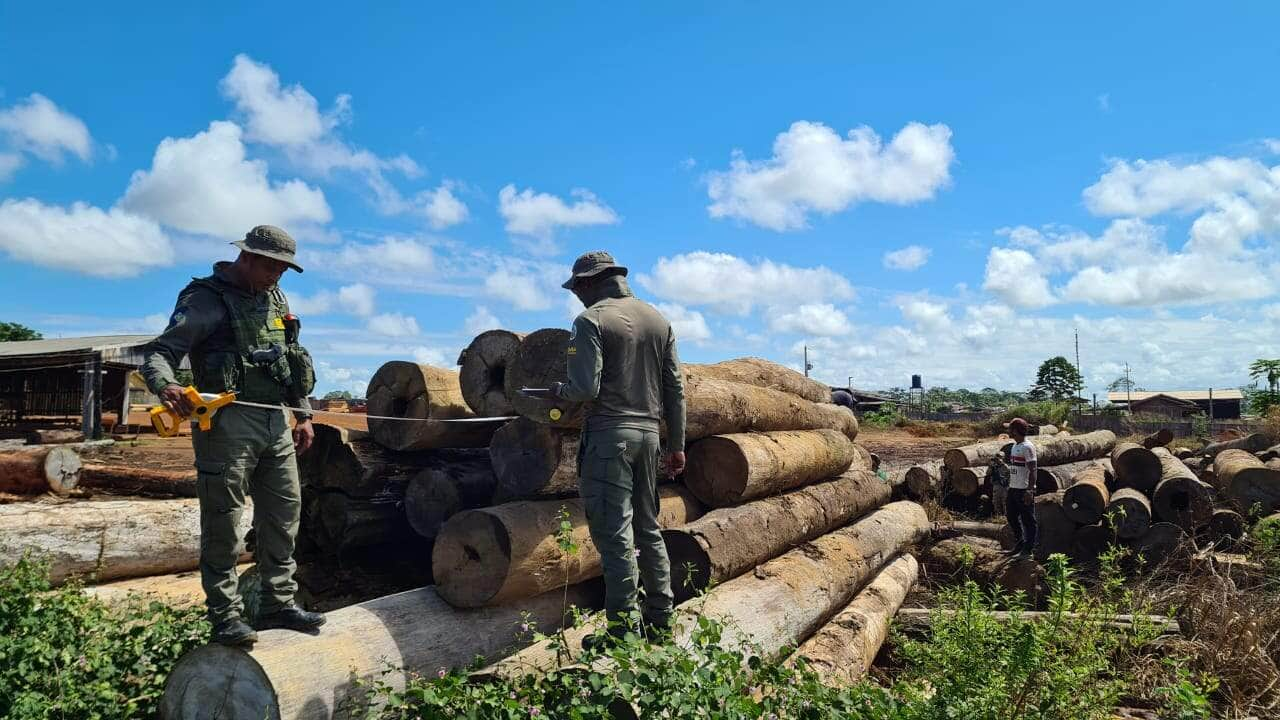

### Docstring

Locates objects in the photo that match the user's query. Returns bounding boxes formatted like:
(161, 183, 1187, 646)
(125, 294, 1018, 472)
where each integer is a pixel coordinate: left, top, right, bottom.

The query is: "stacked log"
(1141, 429, 1174, 449)
(683, 429, 855, 507)
(685, 377, 859, 441)
(457, 329, 526, 417)
(1200, 433, 1270, 459)
(1034, 492, 1077, 560)
(1024, 430, 1117, 466)
(1215, 449, 1280, 516)
(925, 536, 1045, 603)
(366, 361, 506, 450)
(1106, 488, 1153, 540)
(488, 417, 579, 501)
(1062, 463, 1111, 525)
(79, 464, 196, 497)
(951, 465, 989, 497)
(1036, 459, 1114, 494)
(403, 457, 497, 541)
(905, 461, 947, 500)
(1111, 442, 1161, 495)
(685, 357, 831, 404)
(0, 446, 81, 495)
(1150, 447, 1211, 530)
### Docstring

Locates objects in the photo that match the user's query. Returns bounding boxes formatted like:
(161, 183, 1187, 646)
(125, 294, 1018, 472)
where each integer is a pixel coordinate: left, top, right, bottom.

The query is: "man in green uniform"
(550, 251, 686, 645)
(143, 225, 325, 646)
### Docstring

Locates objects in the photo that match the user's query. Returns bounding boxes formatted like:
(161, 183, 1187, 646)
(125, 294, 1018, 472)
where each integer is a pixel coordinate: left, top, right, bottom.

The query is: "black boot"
(581, 611, 634, 652)
(642, 614, 673, 644)
(254, 605, 327, 633)
(211, 617, 258, 646)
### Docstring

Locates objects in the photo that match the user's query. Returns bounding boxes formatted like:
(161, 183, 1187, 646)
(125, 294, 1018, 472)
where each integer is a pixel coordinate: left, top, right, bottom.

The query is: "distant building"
(1106, 389, 1243, 419)
(830, 387, 896, 414)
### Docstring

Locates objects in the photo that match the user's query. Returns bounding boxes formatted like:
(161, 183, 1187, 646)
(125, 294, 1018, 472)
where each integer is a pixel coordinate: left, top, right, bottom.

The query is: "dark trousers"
(1006, 488, 1038, 549)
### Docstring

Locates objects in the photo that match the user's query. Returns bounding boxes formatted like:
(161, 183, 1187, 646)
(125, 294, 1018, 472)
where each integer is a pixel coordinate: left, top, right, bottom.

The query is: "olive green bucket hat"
(232, 225, 304, 273)
(562, 250, 627, 289)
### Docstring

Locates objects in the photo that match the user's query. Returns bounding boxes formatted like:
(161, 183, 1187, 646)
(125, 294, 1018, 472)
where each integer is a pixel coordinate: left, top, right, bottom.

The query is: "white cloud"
(0, 93, 92, 164)
(337, 283, 376, 316)
(765, 303, 848, 336)
(983, 247, 1055, 308)
(564, 292, 586, 321)
(882, 245, 931, 271)
(368, 312, 420, 337)
(421, 182, 469, 229)
(119, 121, 331, 239)
(0, 198, 173, 278)
(1060, 255, 1272, 306)
(1097, 94, 1110, 112)
(1082, 157, 1270, 218)
(325, 235, 436, 276)
(412, 345, 450, 366)
(656, 303, 711, 344)
(0, 153, 22, 181)
(706, 120, 955, 231)
(464, 306, 502, 335)
(639, 251, 855, 315)
(498, 184, 619, 240)
(898, 299, 950, 331)
(484, 267, 553, 311)
(287, 291, 333, 316)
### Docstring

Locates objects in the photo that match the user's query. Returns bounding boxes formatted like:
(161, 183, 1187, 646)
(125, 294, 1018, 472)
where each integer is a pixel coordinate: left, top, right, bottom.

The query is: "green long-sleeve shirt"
(557, 277, 686, 450)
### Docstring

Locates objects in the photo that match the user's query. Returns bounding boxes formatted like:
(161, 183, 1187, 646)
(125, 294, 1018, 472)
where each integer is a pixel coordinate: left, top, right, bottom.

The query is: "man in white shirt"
(1005, 417, 1038, 557)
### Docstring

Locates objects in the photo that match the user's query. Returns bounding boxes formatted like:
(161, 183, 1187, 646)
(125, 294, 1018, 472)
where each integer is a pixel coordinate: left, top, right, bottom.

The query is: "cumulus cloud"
(421, 182, 469, 229)
(0, 198, 173, 277)
(0, 93, 92, 165)
(706, 120, 955, 231)
(898, 298, 951, 331)
(639, 251, 855, 315)
(1082, 157, 1269, 218)
(484, 267, 554, 311)
(368, 312, 420, 337)
(289, 282, 376, 317)
(315, 235, 436, 278)
(337, 283, 376, 316)
(656, 303, 711, 344)
(765, 303, 848, 336)
(983, 247, 1055, 308)
(287, 291, 333, 316)
(883, 245, 931, 271)
(498, 185, 619, 240)
(119, 121, 331, 239)
(0, 153, 22, 181)
(464, 305, 502, 335)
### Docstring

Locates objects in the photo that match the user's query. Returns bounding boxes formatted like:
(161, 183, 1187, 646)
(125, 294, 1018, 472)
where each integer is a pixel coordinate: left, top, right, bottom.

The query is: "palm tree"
(1249, 359, 1280, 392)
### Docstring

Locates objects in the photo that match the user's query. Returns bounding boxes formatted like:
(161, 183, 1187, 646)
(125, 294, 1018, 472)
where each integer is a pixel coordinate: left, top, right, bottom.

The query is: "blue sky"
(2, 3, 1279, 398)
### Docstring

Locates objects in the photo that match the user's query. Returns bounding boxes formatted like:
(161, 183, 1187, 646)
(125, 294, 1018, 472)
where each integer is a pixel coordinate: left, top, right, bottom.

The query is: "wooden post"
(80, 354, 102, 439)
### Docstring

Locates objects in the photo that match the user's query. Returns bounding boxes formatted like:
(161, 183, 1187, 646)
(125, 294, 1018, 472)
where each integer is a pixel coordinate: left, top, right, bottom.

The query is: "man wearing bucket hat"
(143, 225, 324, 646)
(545, 251, 686, 647)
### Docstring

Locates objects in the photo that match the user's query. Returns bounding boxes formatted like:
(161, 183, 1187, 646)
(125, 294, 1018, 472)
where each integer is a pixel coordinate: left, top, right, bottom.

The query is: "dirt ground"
(857, 428, 972, 476)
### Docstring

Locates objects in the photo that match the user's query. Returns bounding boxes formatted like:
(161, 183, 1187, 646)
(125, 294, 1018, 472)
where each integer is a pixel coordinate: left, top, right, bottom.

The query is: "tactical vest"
(187, 277, 313, 404)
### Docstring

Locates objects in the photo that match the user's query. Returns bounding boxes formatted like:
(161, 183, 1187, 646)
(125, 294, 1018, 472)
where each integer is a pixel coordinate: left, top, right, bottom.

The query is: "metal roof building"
(1106, 389, 1244, 419)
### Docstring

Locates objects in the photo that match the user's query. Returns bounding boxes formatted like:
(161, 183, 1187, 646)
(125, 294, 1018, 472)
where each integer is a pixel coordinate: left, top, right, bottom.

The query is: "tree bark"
(662, 468, 892, 601)
(925, 536, 1046, 604)
(1106, 488, 1152, 540)
(683, 429, 856, 507)
(25, 428, 85, 444)
(504, 329, 587, 427)
(457, 329, 526, 417)
(1036, 459, 1114, 494)
(159, 582, 603, 720)
(905, 461, 947, 500)
(1203, 508, 1245, 547)
(1259, 443, 1280, 462)
(0, 498, 250, 584)
(316, 492, 413, 555)
(944, 438, 1012, 473)
(931, 521, 1015, 547)
(1070, 523, 1116, 563)
(1134, 523, 1186, 568)
(1150, 447, 1211, 530)
(86, 563, 252, 606)
(787, 553, 918, 685)
(488, 417, 580, 502)
(0, 446, 81, 495)
(685, 377, 858, 441)
(80, 464, 196, 497)
(951, 465, 989, 497)
(303, 424, 441, 498)
(366, 361, 504, 450)
(1034, 492, 1077, 560)
(1111, 442, 1162, 495)
(404, 457, 496, 541)
(1200, 433, 1270, 459)
(1142, 429, 1174, 450)
(433, 485, 703, 607)
(685, 358, 831, 404)
(1026, 430, 1118, 466)
(1215, 448, 1280, 516)
(1062, 463, 1111, 525)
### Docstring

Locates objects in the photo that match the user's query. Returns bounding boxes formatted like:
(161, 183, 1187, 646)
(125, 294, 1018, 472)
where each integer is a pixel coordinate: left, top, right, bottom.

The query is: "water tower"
(909, 374, 924, 417)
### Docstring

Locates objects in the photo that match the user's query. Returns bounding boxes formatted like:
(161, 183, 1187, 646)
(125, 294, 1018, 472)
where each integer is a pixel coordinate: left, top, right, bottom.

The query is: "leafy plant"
(0, 321, 41, 342)
(1028, 356, 1083, 402)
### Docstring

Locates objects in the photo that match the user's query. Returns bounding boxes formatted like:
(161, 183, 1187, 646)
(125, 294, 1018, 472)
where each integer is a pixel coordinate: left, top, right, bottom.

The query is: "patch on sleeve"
(566, 346, 578, 356)
(273, 317, 285, 329)
(167, 308, 187, 329)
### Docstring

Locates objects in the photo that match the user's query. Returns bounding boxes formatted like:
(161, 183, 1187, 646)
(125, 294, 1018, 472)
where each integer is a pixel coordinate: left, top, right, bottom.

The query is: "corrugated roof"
(1106, 389, 1243, 402)
(0, 335, 155, 358)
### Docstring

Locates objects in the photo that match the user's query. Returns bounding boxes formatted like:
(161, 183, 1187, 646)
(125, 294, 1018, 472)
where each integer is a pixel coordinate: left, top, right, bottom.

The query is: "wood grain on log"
(1106, 488, 1152, 540)
(1215, 449, 1280, 516)
(788, 554, 918, 685)
(303, 424, 436, 498)
(663, 468, 892, 601)
(1134, 523, 1185, 568)
(0, 446, 81, 495)
(1203, 508, 1245, 547)
(1111, 442, 1161, 495)
(905, 461, 947, 500)
(0, 498, 250, 584)
(317, 492, 412, 554)
(80, 464, 196, 497)
(160, 582, 603, 720)
(366, 362, 502, 450)
(1063, 463, 1111, 525)
(25, 428, 85, 444)
(1034, 492, 1077, 560)
(1151, 447, 1212, 530)
(951, 465, 989, 497)
(686, 377, 859, 441)
(457, 329, 526, 417)
(685, 358, 831, 404)
(1037, 459, 1114, 494)
(433, 485, 702, 607)
(684, 429, 855, 507)
(404, 458, 496, 541)
(1200, 433, 1270, 459)
(925, 536, 1045, 604)
(488, 417, 579, 502)
(504, 329, 586, 427)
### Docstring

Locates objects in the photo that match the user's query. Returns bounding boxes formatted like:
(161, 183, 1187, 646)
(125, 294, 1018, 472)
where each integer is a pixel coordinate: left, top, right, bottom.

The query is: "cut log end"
(458, 329, 525, 417)
(1106, 488, 1152, 540)
(504, 329, 585, 427)
(159, 644, 277, 720)
(431, 511, 512, 607)
(662, 530, 712, 603)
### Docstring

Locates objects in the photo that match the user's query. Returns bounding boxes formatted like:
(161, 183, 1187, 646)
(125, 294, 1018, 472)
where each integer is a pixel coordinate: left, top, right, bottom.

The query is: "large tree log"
(404, 457, 497, 541)
(1151, 447, 1212, 529)
(481, 501, 929, 683)
(86, 563, 253, 606)
(931, 521, 1015, 547)
(894, 608, 1180, 634)
(25, 427, 85, 444)
(1141, 429, 1175, 450)
(685, 358, 831, 404)
(433, 485, 703, 607)
(504, 329, 586, 427)
(1111, 442, 1161, 495)
(1034, 492, 1077, 560)
(366, 361, 504, 450)
(1259, 443, 1280, 462)
(316, 492, 413, 555)
(80, 463, 196, 497)
(905, 461, 947, 500)
(1026, 430, 1118, 466)
(1106, 488, 1153, 540)
(488, 417, 579, 502)
(1036, 459, 1114, 494)
(303, 424, 436, 498)
(1062, 463, 1111, 525)
(951, 465, 990, 497)
(457, 329, 526, 417)
(160, 582, 603, 720)
(1215, 449, 1280, 516)
(0, 498, 251, 584)
(663, 469, 892, 601)
(1133, 523, 1186, 568)
(686, 377, 858, 441)
(1070, 523, 1116, 563)
(788, 553, 918, 685)
(0, 446, 81, 495)
(683, 429, 855, 507)
(944, 438, 1012, 473)
(1203, 508, 1245, 547)
(925, 536, 1045, 604)
(1200, 433, 1270, 459)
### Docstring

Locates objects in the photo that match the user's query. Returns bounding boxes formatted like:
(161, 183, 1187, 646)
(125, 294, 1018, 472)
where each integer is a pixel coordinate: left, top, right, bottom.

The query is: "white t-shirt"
(1008, 440, 1036, 490)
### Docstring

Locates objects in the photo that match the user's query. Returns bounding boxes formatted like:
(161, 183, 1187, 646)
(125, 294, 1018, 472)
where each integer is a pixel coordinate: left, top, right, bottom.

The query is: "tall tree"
(1249, 359, 1280, 392)
(1106, 375, 1143, 393)
(323, 390, 354, 400)
(1028, 356, 1083, 401)
(0, 322, 41, 342)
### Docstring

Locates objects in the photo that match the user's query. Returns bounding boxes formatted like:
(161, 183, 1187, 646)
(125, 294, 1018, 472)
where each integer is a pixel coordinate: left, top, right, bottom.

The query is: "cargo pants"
(191, 403, 301, 624)
(578, 427, 674, 624)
